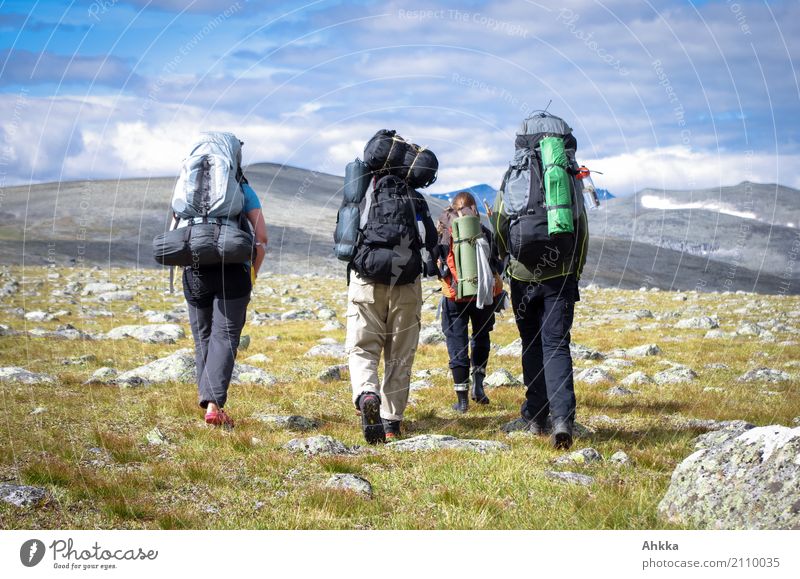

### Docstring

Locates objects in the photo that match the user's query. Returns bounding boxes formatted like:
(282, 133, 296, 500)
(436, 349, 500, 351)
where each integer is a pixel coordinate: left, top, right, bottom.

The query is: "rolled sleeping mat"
(452, 215, 481, 299)
(403, 144, 439, 189)
(333, 204, 361, 262)
(343, 158, 371, 204)
(540, 136, 574, 235)
(363, 129, 408, 173)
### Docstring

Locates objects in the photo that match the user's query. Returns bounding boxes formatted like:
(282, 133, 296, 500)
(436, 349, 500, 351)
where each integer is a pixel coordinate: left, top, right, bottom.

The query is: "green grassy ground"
(1, 266, 798, 529)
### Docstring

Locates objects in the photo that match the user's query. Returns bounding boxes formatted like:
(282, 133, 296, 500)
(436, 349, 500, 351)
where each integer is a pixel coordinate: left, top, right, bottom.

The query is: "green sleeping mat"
(540, 136, 574, 235)
(452, 214, 481, 299)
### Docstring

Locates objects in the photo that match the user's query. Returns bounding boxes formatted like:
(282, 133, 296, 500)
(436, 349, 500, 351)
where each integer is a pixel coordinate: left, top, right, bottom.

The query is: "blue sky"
(0, 0, 798, 196)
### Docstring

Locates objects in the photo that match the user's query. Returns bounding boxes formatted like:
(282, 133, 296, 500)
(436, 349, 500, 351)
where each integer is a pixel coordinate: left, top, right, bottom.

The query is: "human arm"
(247, 208, 268, 277)
(490, 189, 508, 260)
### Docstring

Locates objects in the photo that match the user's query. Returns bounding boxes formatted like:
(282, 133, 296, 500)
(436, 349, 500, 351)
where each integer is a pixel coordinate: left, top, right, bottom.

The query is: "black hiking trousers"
(440, 297, 496, 384)
(183, 264, 251, 409)
(510, 275, 579, 425)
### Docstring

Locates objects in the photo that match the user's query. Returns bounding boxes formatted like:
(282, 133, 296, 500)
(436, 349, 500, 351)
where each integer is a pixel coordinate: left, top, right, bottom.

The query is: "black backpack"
(498, 112, 584, 271)
(351, 174, 423, 286)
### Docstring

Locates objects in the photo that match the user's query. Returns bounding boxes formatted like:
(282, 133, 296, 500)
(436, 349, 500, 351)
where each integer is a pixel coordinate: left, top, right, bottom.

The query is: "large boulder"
(0, 367, 55, 385)
(658, 425, 800, 529)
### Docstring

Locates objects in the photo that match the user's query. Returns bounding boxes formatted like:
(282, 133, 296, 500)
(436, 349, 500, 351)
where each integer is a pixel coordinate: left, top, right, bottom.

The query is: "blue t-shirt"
(242, 183, 261, 213)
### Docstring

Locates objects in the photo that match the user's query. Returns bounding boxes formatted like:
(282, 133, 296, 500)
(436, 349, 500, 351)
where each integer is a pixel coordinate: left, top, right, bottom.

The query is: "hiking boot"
(357, 392, 385, 444)
(471, 369, 490, 405)
(205, 408, 234, 430)
(551, 417, 574, 450)
(451, 390, 469, 413)
(500, 416, 549, 435)
(383, 419, 401, 441)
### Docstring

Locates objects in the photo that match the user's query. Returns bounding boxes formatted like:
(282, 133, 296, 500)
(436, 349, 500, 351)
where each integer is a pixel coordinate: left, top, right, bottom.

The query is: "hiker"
(154, 132, 267, 429)
(434, 191, 504, 413)
(336, 130, 438, 443)
(490, 112, 589, 450)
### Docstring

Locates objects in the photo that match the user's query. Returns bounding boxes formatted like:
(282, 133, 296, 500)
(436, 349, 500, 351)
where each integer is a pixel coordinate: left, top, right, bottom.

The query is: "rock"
(232, 364, 277, 386)
(24, 310, 56, 322)
(704, 362, 730, 370)
(244, 354, 270, 364)
(84, 366, 117, 384)
(410, 379, 434, 391)
(316, 308, 337, 320)
(106, 324, 185, 344)
(737, 367, 791, 383)
(418, 326, 446, 345)
(653, 366, 697, 385)
(497, 338, 523, 357)
(555, 447, 603, 465)
(575, 367, 615, 384)
(0, 367, 55, 385)
(238, 335, 250, 351)
(325, 474, 373, 498)
(284, 435, 355, 456)
(30, 407, 46, 415)
(658, 425, 800, 529)
(305, 343, 346, 359)
(81, 282, 120, 295)
(281, 309, 315, 321)
(736, 322, 767, 336)
(544, 471, 594, 486)
(570, 343, 604, 360)
(387, 434, 509, 453)
(598, 358, 633, 370)
(609, 450, 633, 466)
(0, 324, 17, 336)
(98, 290, 135, 302)
(317, 364, 348, 382)
(624, 343, 662, 357)
(29, 324, 95, 341)
(0, 483, 48, 507)
(116, 350, 196, 386)
(607, 386, 636, 396)
(621, 371, 653, 386)
(483, 369, 521, 388)
(321, 320, 344, 332)
(145, 312, 180, 323)
(146, 427, 169, 446)
(693, 421, 755, 450)
(253, 414, 319, 431)
(676, 316, 719, 329)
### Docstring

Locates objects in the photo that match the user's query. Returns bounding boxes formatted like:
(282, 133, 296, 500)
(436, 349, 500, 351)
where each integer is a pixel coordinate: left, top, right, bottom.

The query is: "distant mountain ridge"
(432, 183, 615, 213)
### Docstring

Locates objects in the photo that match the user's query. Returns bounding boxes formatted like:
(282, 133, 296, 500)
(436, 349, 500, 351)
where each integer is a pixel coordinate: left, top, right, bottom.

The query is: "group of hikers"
(153, 111, 592, 451)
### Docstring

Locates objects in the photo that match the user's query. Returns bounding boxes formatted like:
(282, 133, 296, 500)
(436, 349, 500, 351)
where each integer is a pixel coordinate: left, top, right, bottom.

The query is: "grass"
(0, 264, 798, 530)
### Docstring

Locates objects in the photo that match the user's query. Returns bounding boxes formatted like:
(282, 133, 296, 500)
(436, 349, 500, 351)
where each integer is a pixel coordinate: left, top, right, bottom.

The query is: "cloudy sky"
(0, 0, 798, 196)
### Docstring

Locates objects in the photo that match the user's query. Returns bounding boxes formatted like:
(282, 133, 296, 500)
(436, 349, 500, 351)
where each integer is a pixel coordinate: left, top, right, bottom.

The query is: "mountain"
(0, 166, 796, 294)
(596, 188, 615, 201)
(431, 184, 497, 213)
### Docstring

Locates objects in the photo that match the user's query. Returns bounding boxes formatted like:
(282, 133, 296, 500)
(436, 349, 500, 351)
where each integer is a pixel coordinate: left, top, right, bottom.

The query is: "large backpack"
(351, 174, 422, 286)
(152, 132, 253, 277)
(363, 129, 439, 189)
(498, 112, 585, 271)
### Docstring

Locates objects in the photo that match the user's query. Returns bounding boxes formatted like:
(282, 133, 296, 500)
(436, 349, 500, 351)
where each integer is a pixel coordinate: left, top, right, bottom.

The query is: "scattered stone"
(544, 471, 594, 486)
(598, 358, 633, 370)
(410, 379, 434, 391)
(737, 367, 791, 383)
(61, 354, 97, 366)
(609, 450, 633, 466)
(281, 309, 315, 321)
(232, 364, 277, 386)
(30, 407, 46, 415)
(81, 282, 120, 295)
(85, 366, 117, 384)
(106, 324, 185, 344)
(497, 338, 523, 357)
(24, 310, 56, 322)
(483, 369, 521, 388)
(305, 343, 346, 359)
(736, 322, 767, 337)
(693, 421, 755, 450)
(570, 343, 604, 360)
(387, 434, 509, 453)
(623, 343, 662, 357)
(244, 354, 270, 364)
(116, 350, 196, 386)
(607, 386, 636, 396)
(325, 474, 373, 498)
(321, 320, 344, 332)
(145, 312, 180, 323)
(554, 447, 603, 465)
(284, 435, 355, 456)
(0, 367, 55, 385)
(98, 291, 135, 302)
(418, 326, 446, 345)
(575, 367, 615, 385)
(704, 362, 730, 370)
(0, 483, 48, 507)
(676, 316, 719, 330)
(316, 308, 337, 321)
(146, 427, 169, 446)
(653, 366, 697, 385)
(621, 371, 653, 386)
(253, 414, 319, 431)
(317, 365, 348, 382)
(238, 335, 250, 351)
(659, 425, 800, 529)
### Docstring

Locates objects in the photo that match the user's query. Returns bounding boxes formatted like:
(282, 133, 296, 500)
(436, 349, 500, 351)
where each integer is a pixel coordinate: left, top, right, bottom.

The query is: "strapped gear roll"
(334, 158, 372, 262)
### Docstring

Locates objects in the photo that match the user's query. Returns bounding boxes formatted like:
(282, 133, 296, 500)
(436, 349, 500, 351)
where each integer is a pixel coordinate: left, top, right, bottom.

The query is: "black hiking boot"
(358, 392, 385, 444)
(451, 390, 469, 413)
(382, 418, 401, 441)
(471, 369, 490, 405)
(551, 417, 574, 450)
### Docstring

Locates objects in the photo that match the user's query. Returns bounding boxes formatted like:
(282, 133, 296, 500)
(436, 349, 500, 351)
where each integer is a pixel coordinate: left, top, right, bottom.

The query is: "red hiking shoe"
(205, 409, 234, 429)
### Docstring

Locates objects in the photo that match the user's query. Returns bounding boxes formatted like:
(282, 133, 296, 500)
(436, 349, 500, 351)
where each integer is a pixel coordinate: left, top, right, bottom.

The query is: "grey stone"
(555, 447, 603, 465)
(116, 350, 196, 386)
(232, 364, 277, 386)
(254, 414, 319, 431)
(305, 343, 346, 359)
(24, 310, 56, 322)
(621, 371, 653, 386)
(545, 471, 594, 486)
(84, 366, 117, 384)
(653, 366, 698, 385)
(325, 474, 373, 498)
(598, 358, 634, 370)
(81, 282, 120, 295)
(281, 309, 315, 321)
(410, 379, 434, 391)
(98, 290, 135, 302)
(676, 316, 720, 329)
(610, 450, 633, 466)
(659, 425, 800, 529)
(570, 343, 605, 360)
(316, 308, 337, 320)
(238, 335, 251, 351)
(484, 369, 521, 388)
(146, 427, 169, 446)
(62, 354, 97, 366)
(145, 312, 180, 323)
(418, 326, 446, 345)
(321, 320, 344, 332)
(607, 386, 636, 396)
(244, 354, 270, 364)
(497, 338, 523, 357)
(284, 435, 355, 456)
(106, 324, 185, 344)
(387, 434, 509, 453)
(0, 483, 48, 507)
(736, 322, 767, 337)
(317, 364, 348, 382)
(737, 367, 791, 383)
(693, 421, 755, 450)
(624, 343, 662, 357)
(0, 367, 55, 385)
(575, 367, 615, 384)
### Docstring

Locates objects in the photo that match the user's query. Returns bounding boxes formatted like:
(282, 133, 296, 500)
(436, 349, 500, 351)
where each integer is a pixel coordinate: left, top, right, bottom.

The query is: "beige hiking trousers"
(346, 272, 422, 421)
